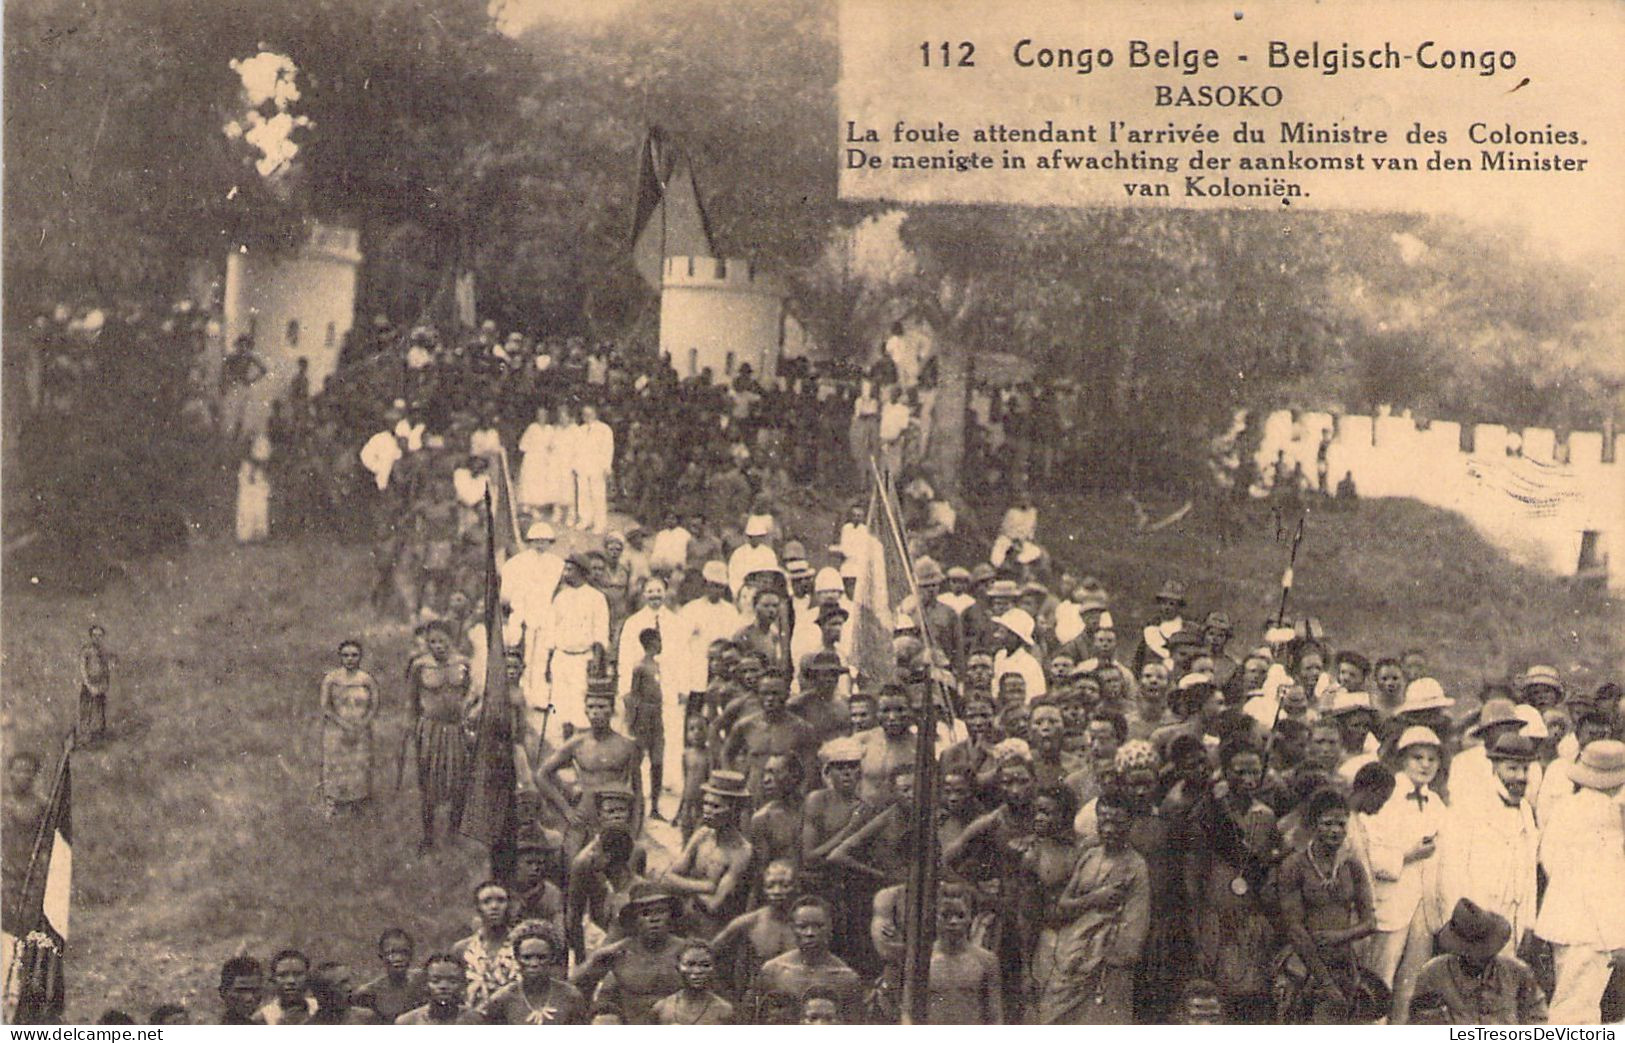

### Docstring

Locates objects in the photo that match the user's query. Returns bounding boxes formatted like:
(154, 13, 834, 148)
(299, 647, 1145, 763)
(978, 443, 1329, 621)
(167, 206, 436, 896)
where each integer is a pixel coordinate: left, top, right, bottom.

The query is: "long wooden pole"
(870, 457, 941, 1026)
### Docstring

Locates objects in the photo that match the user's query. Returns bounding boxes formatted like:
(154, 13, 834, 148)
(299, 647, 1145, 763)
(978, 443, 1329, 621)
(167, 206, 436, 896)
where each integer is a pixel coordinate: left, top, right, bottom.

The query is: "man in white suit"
(575, 404, 614, 534)
(1535, 739, 1625, 1024)
(499, 521, 563, 714)
(1438, 732, 1540, 959)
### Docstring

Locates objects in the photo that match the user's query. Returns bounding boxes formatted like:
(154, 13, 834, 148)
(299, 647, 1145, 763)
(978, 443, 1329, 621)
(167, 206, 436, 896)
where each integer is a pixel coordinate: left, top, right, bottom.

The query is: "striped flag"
(3, 742, 71, 1024)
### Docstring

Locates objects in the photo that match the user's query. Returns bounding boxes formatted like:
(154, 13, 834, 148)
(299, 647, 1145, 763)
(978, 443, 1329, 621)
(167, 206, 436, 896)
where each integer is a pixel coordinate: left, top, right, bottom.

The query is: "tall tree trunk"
(926, 339, 968, 499)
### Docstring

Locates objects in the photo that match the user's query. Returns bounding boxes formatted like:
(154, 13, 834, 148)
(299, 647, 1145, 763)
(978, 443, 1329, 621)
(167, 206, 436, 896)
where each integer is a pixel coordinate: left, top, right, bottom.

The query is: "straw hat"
(525, 520, 556, 542)
(1154, 579, 1187, 604)
(1397, 678, 1454, 714)
(1515, 664, 1565, 697)
(701, 769, 751, 799)
(702, 560, 729, 586)
(819, 736, 864, 766)
(1568, 739, 1625, 790)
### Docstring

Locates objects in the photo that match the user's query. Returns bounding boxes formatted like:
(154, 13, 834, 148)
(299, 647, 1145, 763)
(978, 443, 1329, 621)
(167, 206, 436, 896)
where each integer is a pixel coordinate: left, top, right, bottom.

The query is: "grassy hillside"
(1, 495, 1617, 1019)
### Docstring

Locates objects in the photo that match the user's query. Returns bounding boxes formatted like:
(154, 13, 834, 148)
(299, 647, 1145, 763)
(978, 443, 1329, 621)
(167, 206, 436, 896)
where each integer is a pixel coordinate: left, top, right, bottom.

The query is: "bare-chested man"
(858, 686, 917, 806)
(723, 671, 816, 803)
(830, 767, 916, 886)
(748, 896, 864, 1024)
(569, 883, 694, 1025)
(659, 769, 754, 938)
(925, 884, 1003, 1024)
(540, 686, 643, 845)
(707, 653, 764, 763)
(799, 736, 873, 973)
(711, 859, 800, 998)
(790, 646, 849, 746)
(566, 818, 644, 963)
(747, 754, 803, 875)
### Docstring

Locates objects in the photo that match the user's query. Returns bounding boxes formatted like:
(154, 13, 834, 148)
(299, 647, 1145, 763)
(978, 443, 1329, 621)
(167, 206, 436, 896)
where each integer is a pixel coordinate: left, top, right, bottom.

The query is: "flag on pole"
(631, 127, 716, 290)
(3, 739, 71, 1024)
(459, 490, 518, 884)
(850, 484, 897, 688)
(862, 462, 943, 1026)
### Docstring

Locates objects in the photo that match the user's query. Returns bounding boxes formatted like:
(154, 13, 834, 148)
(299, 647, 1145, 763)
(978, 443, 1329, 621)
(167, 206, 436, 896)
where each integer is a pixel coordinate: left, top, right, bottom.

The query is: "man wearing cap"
(1166, 626, 1207, 680)
(542, 557, 610, 734)
(1534, 707, 1614, 825)
(961, 564, 998, 653)
(1438, 732, 1540, 964)
(1133, 579, 1188, 674)
(900, 557, 965, 679)
(784, 546, 815, 606)
(1325, 689, 1382, 783)
(679, 562, 746, 704)
(660, 770, 755, 938)
(1515, 664, 1566, 712)
(1535, 739, 1625, 1024)
(727, 516, 780, 599)
(791, 567, 849, 667)
(941, 566, 976, 617)
(1411, 899, 1548, 1024)
(1448, 699, 1539, 815)
(992, 607, 1047, 700)
(570, 882, 694, 1025)
(792, 645, 851, 746)
(501, 521, 564, 636)
(1364, 725, 1448, 1023)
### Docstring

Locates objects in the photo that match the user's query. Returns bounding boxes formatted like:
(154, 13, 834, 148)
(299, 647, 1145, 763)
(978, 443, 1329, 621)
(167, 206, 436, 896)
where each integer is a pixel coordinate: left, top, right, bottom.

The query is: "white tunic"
(1438, 783, 1539, 949)
(1535, 787, 1625, 950)
(577, 419, 615, 477)
(547, 584, 609, 655)
(993, 646, 1047, 699)
(727, 542, 781, 599)
(1363, 780, 1447, 932)
(500, 548, 563, 635)
(678, 595, 747, 691)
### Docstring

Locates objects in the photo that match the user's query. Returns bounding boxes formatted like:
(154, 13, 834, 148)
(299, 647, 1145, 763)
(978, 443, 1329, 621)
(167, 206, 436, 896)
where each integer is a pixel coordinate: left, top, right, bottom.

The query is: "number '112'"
(921, 41, 976, 66)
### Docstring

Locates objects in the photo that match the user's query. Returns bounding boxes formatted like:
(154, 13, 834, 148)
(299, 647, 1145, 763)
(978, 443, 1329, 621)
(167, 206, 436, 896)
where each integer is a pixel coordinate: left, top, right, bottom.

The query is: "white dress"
(517, 422, 554, 508)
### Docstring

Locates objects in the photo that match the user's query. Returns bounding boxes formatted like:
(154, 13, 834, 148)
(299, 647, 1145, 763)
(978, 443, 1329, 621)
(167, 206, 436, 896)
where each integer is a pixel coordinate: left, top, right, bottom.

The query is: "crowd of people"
(9, 305, 1623, 1027)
